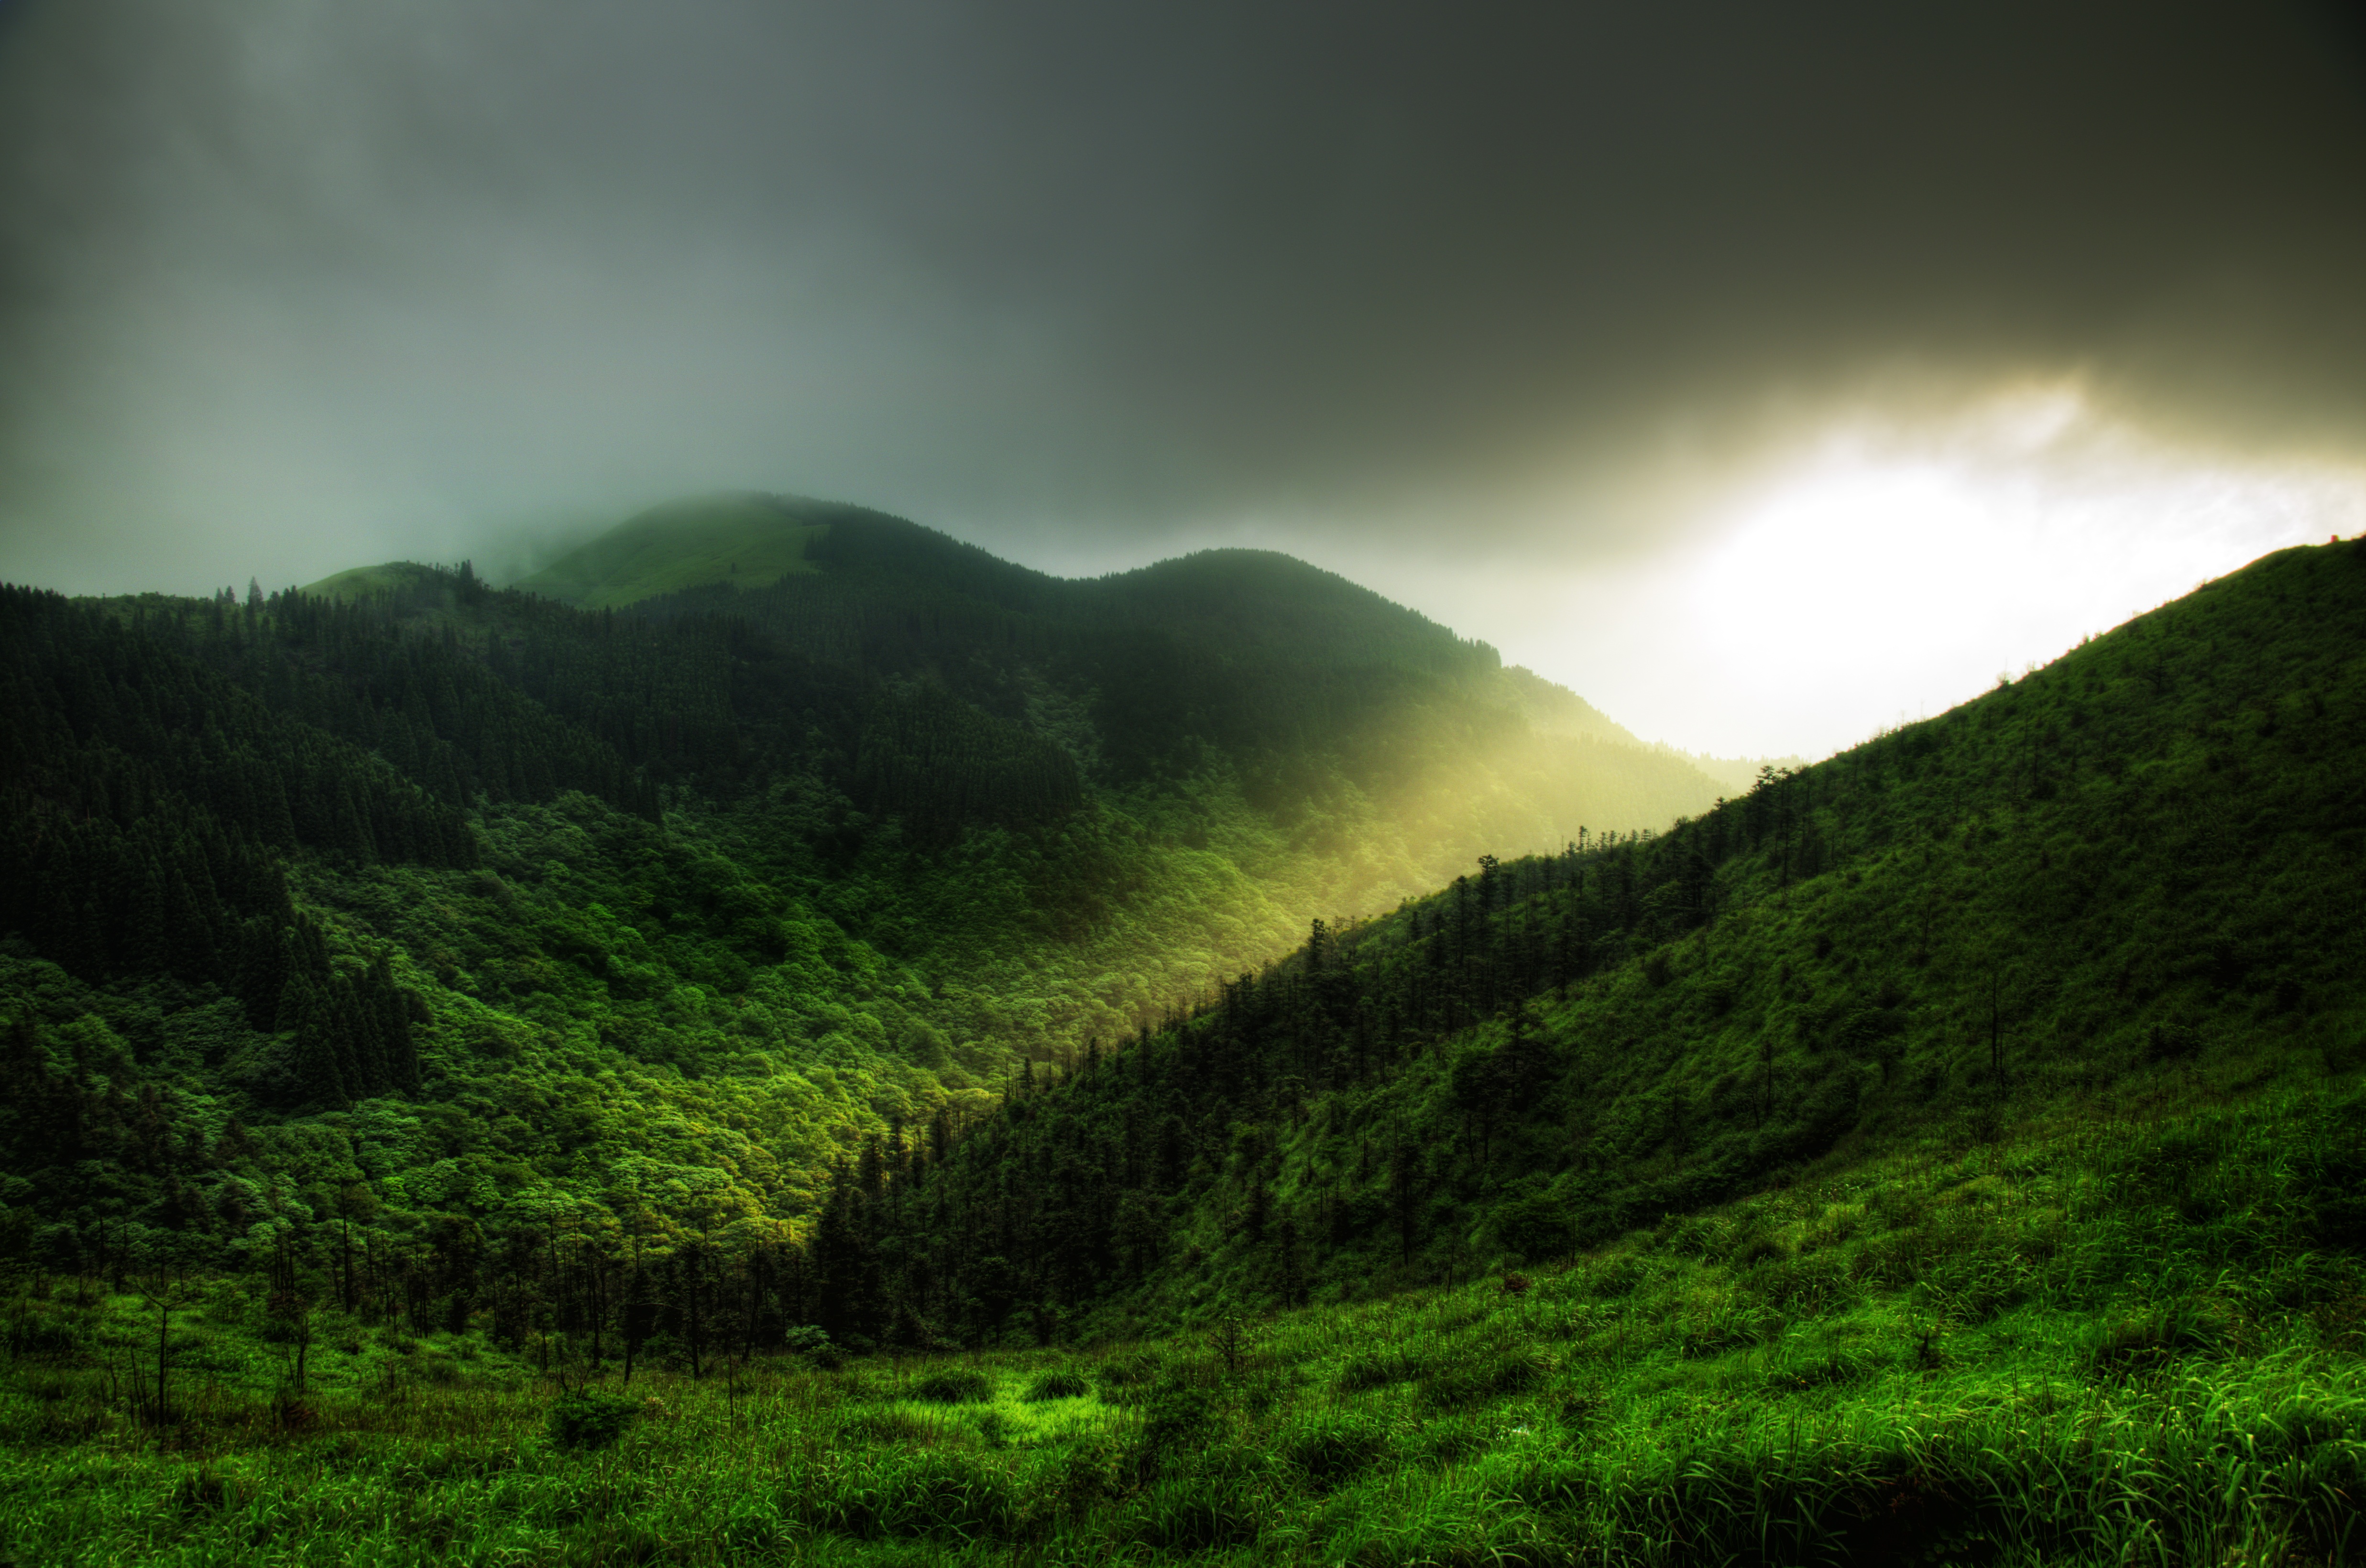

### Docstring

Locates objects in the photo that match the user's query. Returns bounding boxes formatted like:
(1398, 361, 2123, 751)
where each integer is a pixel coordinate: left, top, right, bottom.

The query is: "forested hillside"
(4, 538, 2363, 1568)
(826, 537, 2366, 1347)
(0, 500, 1721, 1289)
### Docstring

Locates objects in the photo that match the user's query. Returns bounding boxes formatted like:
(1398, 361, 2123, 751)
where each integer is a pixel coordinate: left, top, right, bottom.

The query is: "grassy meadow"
(7, 1072, 2362, 1567)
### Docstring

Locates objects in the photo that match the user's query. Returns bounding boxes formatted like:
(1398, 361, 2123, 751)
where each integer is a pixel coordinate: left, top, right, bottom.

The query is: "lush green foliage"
(840, 540, 2366, 1344)
(4, 520, 2362, 1563)
(0, 505, 1721, 1302)
(544, 1391, 638, 1452)
(3, 1080, 2361, 1564)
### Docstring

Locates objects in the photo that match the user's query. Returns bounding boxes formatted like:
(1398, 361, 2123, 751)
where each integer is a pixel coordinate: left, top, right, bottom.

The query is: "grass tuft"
(907, 1368, 994, 1405)
(1024, 1370, 1092, 1402)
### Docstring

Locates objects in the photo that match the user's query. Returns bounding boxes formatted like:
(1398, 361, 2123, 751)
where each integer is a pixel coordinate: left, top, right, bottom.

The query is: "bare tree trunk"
(155, 1294, 170, 1427)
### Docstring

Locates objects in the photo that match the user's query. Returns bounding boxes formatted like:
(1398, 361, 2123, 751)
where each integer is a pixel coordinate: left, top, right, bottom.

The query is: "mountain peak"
(508, 492, 836, 608)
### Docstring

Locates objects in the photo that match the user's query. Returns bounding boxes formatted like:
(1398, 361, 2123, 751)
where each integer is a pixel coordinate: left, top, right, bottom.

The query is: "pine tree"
(292, 984, 351, 1110)
(1390, 1141, 1420, 1268)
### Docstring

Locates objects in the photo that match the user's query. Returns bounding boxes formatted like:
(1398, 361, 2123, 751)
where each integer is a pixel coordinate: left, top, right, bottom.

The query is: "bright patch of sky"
(1299, 382, 2366, 763)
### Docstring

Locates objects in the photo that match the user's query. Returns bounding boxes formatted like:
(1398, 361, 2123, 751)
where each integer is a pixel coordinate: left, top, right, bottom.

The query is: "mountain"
(4, 535, 2363, 1567)
(298, 561, 453, 603)
(871, 536, 2366, 1339)
(505, 492, 840, 609)
(0, 501, 1724, 1271)
(513, 499, 1731, 904)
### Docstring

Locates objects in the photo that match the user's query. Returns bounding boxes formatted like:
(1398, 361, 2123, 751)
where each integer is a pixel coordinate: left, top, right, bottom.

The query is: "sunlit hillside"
(0, 506, 1725, 1288)
(4, 540, 2361, 1567)
(885, 538, 2366, 1339)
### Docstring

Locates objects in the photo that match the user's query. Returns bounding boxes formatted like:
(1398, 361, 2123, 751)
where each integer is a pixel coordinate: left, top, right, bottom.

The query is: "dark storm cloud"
(3, 0, 2365, 591)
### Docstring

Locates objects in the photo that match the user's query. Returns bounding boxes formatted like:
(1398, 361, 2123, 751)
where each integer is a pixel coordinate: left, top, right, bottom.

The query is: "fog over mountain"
(5, 0, 2366, 754)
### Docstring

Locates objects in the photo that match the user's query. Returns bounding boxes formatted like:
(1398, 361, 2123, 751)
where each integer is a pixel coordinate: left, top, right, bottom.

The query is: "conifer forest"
(3, 501, 2364, 1566)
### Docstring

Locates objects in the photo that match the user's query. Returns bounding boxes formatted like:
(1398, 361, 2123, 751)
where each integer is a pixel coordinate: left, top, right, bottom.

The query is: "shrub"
(909, 1368, 994, 1404)
(783, 1324, 845, 1370)
(1419, 1349, 1542, 1408)
(1095, 1353, 1156, 1386)
(1134, 1382, 1219, 1480)
(1023, 1369, 1091, 1402)
(1490, 1192, 1576, 1263)
(546, 1391, 639, 1452)
(1281, 1415, 1389, 1490)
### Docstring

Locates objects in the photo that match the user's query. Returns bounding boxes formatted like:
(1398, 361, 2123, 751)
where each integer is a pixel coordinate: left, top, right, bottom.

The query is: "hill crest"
(507, 492, 853, 608)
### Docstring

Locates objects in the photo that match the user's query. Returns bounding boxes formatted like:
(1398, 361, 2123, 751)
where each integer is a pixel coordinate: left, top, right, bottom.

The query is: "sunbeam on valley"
(3, 3, 2366, 1565)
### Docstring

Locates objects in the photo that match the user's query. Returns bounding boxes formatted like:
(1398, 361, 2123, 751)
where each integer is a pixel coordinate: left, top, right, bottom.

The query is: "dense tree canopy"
(0, 510, 1737, 1334)
(6, 531, 2356, 1368)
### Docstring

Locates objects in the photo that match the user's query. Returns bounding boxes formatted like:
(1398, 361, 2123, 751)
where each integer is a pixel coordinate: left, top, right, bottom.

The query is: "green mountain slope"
(0, 508, 1722, 1281)
(850, 537, 2366, 1341)
(505, 492, 836, 608)
(297, 561, 453, 603)
(5, 543, 2362, 1568)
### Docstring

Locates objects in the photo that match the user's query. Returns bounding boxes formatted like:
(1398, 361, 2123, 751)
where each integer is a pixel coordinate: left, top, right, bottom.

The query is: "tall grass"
(6, 1078, 2361, 1564)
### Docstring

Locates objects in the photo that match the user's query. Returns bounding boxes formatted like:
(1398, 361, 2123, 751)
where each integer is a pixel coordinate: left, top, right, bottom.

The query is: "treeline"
(0, 586, 470, 991)
(854, 682, 1084, 843)
(125, 791, 1850, 1364)
(245, 921, 427, 1107)
(196, 577, 673, 816)
(766, 824, 1787, 1348)
(635, 520, 1515, 788)
(3, 541, 2357, 1361)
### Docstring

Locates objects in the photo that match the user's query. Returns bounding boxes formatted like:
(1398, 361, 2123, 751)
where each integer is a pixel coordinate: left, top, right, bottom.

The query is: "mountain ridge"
(0, 499, 1731, 1281)
(842, 536, 2366, 1340)
(344, 494, 1696, 768)
(4, 537, 2363, 1568)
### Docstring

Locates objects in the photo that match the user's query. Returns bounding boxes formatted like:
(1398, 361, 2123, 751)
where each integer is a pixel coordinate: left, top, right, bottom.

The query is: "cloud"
(3, 0, 2365, 730)
(1336, 381, 2366, 759)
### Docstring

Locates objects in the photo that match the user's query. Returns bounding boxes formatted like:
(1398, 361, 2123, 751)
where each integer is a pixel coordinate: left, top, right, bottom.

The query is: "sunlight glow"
(1539, 381, 2366, 760)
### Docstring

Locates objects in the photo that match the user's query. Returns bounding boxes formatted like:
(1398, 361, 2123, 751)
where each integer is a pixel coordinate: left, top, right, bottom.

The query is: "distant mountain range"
(316, 491, 1746, 884)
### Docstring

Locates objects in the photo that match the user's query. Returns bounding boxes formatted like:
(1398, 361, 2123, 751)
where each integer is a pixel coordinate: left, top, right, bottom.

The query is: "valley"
(3, 512, 2363, 1565)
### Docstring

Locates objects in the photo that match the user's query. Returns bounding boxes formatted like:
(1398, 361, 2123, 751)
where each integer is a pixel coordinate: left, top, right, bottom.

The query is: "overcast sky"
(5, 1, 2366, 756)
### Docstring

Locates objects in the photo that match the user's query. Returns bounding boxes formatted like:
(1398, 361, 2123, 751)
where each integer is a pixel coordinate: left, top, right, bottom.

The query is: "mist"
(5, 0, 2366, 754)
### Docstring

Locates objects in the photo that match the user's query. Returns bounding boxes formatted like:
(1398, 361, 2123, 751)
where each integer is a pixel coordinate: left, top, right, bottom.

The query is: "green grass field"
(506, 496, 825, 608)
(294, 563, 455, 603)
(8, 1074, 2360, 1566)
